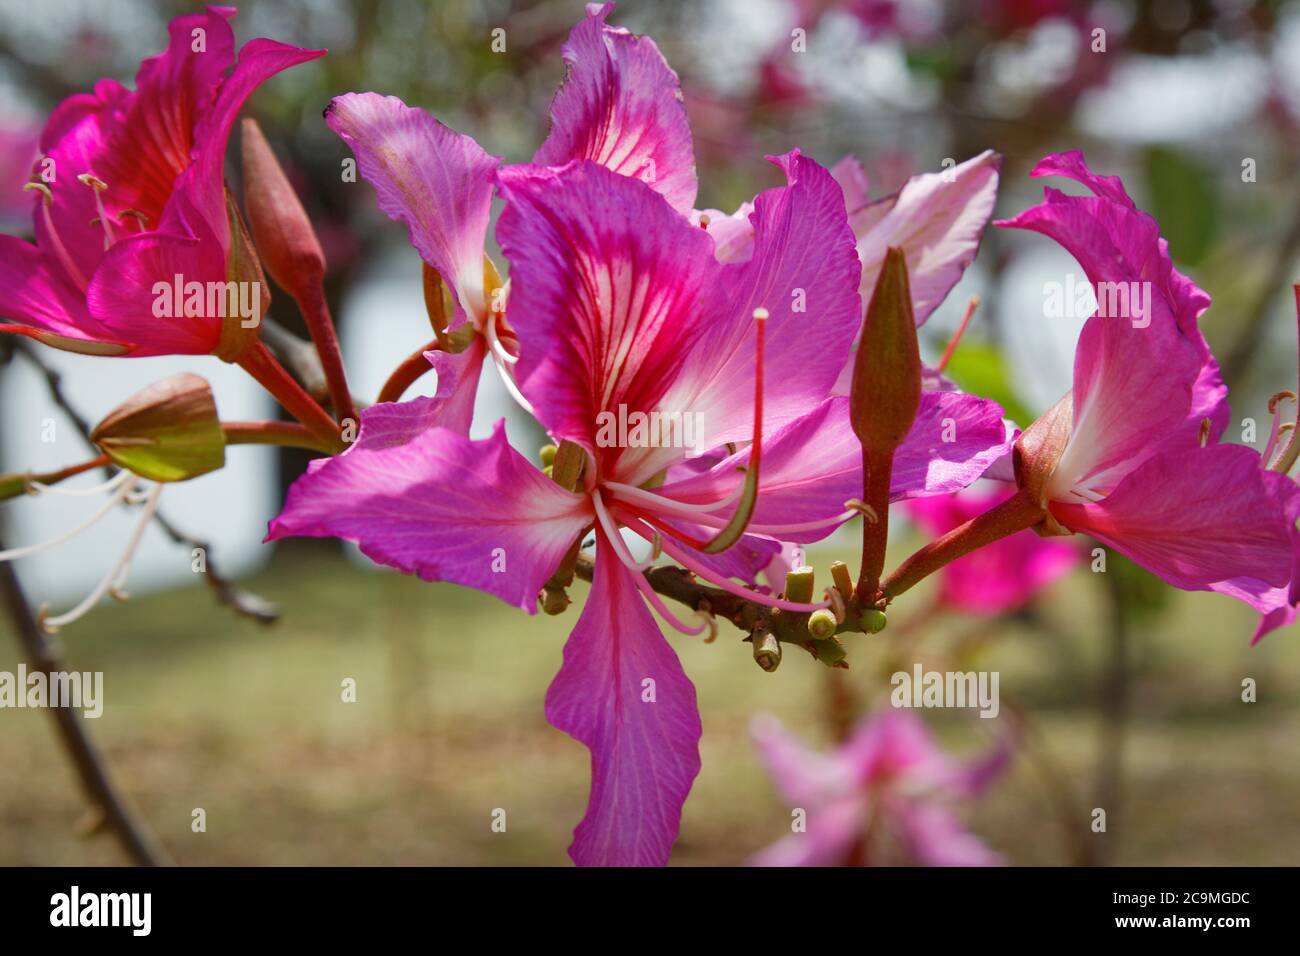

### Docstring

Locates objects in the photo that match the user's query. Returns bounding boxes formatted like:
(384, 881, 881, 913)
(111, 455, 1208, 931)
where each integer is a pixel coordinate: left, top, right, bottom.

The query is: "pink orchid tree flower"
(904, 485, 1080, 614)
(751, 710, 1010, 866)
(267, 149, 1014, 865)
(885, 152, 1300, 620)
(328, 1, 699, 428)
(0, 7, 324, 358)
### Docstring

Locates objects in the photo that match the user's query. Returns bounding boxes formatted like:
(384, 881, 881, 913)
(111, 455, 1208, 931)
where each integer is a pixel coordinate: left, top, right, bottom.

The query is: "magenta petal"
(853, 150, 1000, 326)
(1052, 444, 1298, 592)
(906, 488, 1080, 614)
(534, 2, 697, 215)
(545, 530, 702, 866)
(37, 9, 238, 281)
(326, 93, 500, 326)
(186, 37, 326, 246)
(86, 186, 226, 356)
(0, 235, 117, 344)
(267, 416, 591, 613)
(420, 337, 487, 434)
(656, 392, 1011, 540)
(897, 802, 1003, 867)
(498, 160, 718, 463)
(999, 149, 1229, 456)
(654, 151, 863, 466)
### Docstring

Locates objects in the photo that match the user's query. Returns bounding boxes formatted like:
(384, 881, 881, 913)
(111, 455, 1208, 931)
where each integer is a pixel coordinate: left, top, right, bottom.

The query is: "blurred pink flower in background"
(751, 709, 1011, 866)
(0, 119, 38, 223)
(905, 485, 1081, 614)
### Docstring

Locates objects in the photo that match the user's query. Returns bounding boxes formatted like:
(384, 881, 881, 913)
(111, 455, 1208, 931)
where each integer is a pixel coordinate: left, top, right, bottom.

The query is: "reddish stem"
(236, 341, 345, 453)
(855, 448, 894, 603)
(295, 284, 357, 426)
(222, 420, 335, 453)
(881, 489, 1045, 601)
(378, 339, 440, 405)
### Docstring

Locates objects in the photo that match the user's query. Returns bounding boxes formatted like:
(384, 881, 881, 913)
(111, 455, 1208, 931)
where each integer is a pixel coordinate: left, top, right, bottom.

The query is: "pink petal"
(36, 9, 238, 282)
(905, 488, 1080, 613)
(421, 337, 487, 434)
(1051, 444, 1297, 592)
(655, 393, 1011, 540)
(534, 2, 697, 215)
(651, 151, 862, 474)
(0, 235, 121, 346)
(691, 203, 755, 264)
(545, 530, 702, 865)
(498, 160, 718, 472)
(326, 93, 500, 326)
(186, 37, 326, 248)
(266, 416, 591, 613)
(86, 185, 226, 356)
(896, 801, 1003, 867)
(853, 150, 1000, 326)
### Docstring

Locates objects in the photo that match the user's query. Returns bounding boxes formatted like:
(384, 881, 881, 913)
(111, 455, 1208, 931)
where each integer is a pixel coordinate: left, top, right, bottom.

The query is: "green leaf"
(1141, 146, 1220, 267)
(941, 342, 1035, 428)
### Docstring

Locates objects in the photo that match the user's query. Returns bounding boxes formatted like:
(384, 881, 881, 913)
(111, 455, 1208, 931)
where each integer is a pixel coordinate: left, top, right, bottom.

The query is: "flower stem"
(881, 489, 1045, 602)
(222, 420, 336, 454)
(236, 341, 345, 453)
(294, 284, 357, 426)
(378, 339, 440, 405)
(855, 448, 894, 602)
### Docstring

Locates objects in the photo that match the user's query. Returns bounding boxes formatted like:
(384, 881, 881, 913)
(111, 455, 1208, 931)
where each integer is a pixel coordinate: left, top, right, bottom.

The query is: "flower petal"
(853, 150, 1000, 326)
(534, 2, 697, 215)
(655, 392, 1011, 540)
(647, 151, 862, 480)
(266, 415, 591, 613)
(545, 529, 702, 865)
(326, 92, 500, 326)
(498, 160, 718, 466)
(1051, 444, 1297, 592)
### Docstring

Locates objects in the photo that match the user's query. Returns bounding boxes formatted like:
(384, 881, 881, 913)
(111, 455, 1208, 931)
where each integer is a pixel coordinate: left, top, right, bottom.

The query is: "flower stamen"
(41, 481, 162, 633)
(24, 182, 89, 292)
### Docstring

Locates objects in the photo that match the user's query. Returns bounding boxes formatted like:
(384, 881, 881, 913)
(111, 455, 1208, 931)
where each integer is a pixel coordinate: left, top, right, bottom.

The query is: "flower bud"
(241, 118, 326, 298)
(752, 629, 781, 672)
(807, 609, 838, 640)
(90, 373, 226, 482)
(849, 247, 922, 455)
(860, 608, 888, 633)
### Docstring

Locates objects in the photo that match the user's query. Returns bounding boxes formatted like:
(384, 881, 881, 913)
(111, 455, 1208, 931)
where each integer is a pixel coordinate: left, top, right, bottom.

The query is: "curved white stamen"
(747, 509, 859, 535)
(604, 479, 744, 518)
(592, 490, 653, 572)
(42, 482, 161, 632)
(621, 514, 830, 613)
(628, 567, 711, 636)
(485, 321, 536, 417)
(27, 469, 130, 498)
(0, 477, 134, 562)
(485, 310, 518, 365)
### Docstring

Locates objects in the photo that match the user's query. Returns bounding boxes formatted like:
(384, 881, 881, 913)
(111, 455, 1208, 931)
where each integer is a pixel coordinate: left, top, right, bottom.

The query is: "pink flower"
(267, 143, 1014, 864)
(998, 152, 1300, 607)
(0, 7, 323, 357)
(905, 486, 1080, 613)
(751, 710, 1009, 866)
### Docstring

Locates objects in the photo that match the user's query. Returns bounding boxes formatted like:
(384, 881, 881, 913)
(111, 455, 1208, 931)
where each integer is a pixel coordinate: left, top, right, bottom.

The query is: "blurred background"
(3, 0, 1300, 865)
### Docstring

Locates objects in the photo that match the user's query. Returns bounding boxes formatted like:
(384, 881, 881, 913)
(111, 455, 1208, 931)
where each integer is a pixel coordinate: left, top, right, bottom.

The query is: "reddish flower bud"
(240, 118, 326, 298)
(849, 246, 922, 455)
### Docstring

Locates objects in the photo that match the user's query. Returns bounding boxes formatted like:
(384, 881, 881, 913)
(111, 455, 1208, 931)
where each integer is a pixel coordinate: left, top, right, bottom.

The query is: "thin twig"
(8, 339, 279, 623)
(0, 544, 171, 865)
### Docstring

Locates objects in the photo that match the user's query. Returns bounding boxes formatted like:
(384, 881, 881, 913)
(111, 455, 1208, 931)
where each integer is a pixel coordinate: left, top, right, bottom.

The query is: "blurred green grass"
(3, 534, 1299, 866)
